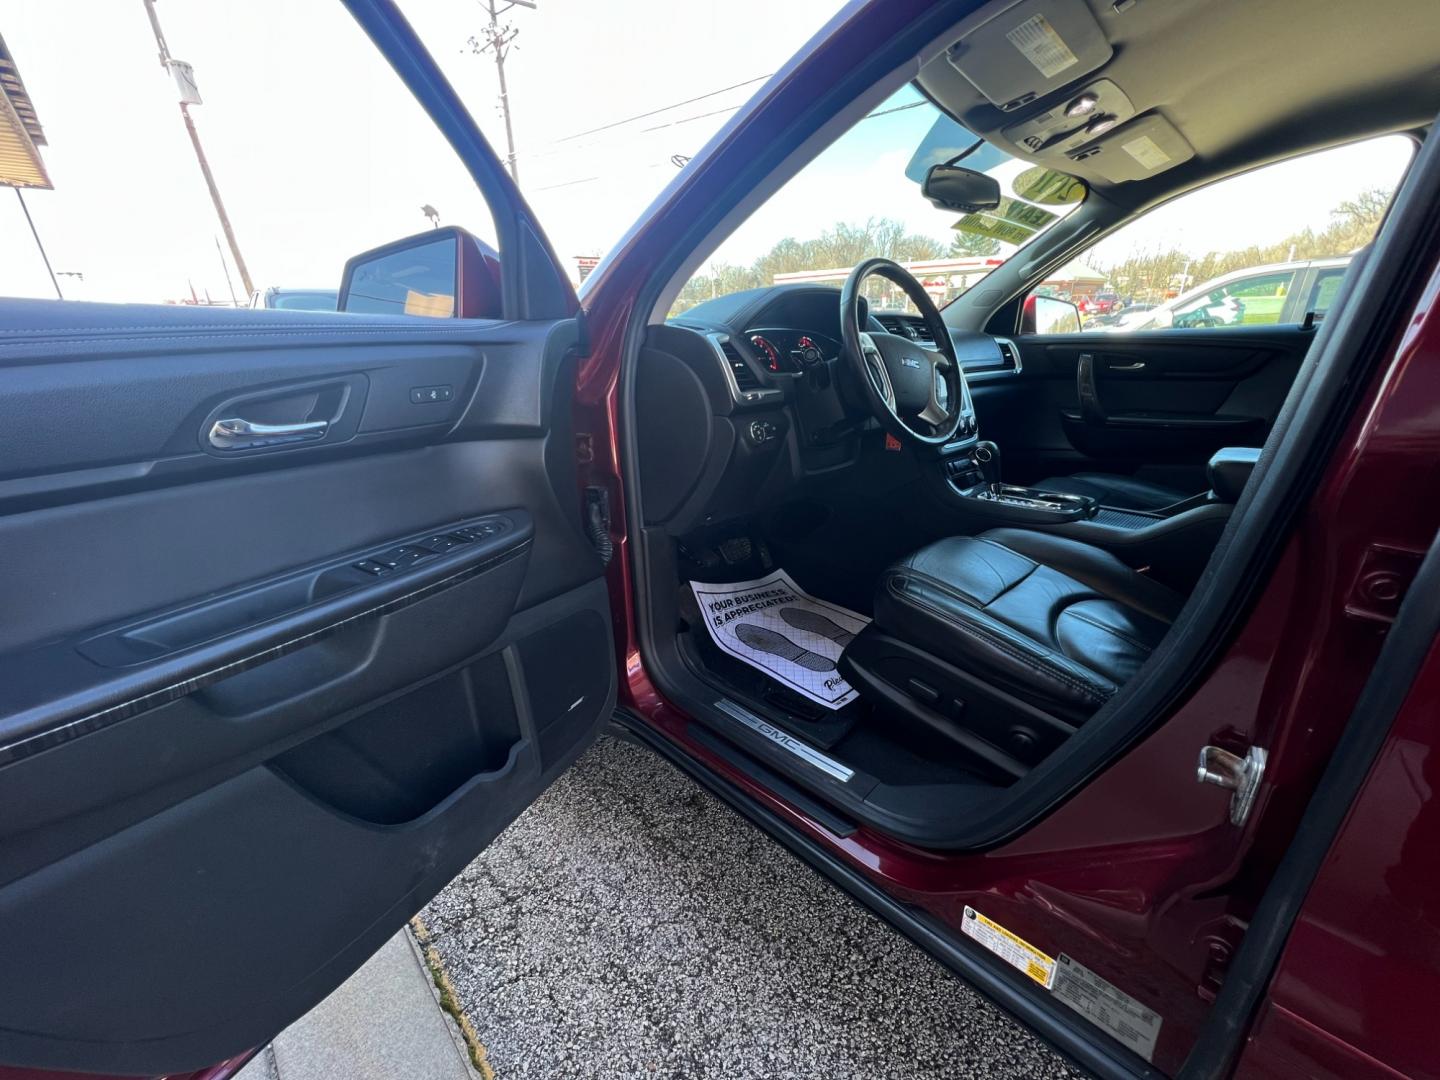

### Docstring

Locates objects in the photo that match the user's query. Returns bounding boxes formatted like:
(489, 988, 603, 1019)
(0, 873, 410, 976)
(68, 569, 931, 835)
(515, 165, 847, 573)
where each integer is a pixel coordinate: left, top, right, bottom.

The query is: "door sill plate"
(714, 698, 855, 782)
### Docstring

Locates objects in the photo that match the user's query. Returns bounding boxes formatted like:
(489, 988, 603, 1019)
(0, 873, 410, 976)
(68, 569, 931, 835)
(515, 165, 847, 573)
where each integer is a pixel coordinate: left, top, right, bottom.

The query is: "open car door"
(0, 3, 616, 1074)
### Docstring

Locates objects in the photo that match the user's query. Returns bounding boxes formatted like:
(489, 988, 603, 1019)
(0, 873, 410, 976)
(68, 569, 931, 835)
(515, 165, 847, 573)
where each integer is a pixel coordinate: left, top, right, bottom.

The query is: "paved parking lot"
(421, 735, 1079, 1080)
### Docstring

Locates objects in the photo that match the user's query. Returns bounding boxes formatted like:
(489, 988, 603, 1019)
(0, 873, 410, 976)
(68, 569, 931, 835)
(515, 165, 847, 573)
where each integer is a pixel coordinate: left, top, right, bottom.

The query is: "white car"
(1113, 256, 1353, 331)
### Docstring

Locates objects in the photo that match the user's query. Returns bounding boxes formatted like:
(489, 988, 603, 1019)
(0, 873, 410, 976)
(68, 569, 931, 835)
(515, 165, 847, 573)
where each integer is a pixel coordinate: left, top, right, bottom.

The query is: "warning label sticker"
(1121, 134, 1173, 171)
(1053, 954, 1163, 1062)
(1005, 14, 1079, 79)
(961, 907, 1056, 988)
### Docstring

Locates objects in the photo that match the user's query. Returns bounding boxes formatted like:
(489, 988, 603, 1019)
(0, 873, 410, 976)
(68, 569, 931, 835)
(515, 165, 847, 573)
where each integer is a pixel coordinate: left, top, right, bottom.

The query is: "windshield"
(671, 85, 1084, 318)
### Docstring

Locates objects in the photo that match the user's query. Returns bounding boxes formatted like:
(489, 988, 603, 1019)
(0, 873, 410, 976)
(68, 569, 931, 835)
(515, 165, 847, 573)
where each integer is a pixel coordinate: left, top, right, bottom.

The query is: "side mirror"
(921, 164, 1002, 213)
(1022, 294, 1082, 335)
(338, 226, 502, 318)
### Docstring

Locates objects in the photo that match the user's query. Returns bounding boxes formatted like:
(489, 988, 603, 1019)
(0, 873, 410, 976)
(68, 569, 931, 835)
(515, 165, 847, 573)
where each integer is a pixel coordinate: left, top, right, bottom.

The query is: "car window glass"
(0, 2, 497, 310)
(1306, 268, 1348, 319)
(670, 84, 1085, 319)
(1028, 134, 1413, 335)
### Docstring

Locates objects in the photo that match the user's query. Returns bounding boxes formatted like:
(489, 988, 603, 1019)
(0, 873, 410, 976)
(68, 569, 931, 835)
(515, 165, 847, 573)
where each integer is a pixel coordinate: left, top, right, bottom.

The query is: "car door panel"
(0, 300, 616, 1075)
(995, 326, 1313, 483)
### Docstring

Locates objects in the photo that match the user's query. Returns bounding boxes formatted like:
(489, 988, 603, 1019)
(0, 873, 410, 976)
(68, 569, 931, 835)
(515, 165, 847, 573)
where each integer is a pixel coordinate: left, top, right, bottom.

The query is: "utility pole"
(468, 0, 536, 185)
(140, 0, 255, 297)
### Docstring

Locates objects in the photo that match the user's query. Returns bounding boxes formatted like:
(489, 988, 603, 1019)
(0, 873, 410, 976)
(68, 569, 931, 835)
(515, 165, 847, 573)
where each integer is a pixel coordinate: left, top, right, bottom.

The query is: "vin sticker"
(1053, 954, 1163, 1062)
(961, 907, 1056, 988)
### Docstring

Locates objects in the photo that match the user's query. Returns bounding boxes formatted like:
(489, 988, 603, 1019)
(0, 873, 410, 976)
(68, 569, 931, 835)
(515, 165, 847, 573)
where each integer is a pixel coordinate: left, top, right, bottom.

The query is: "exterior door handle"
(208, 416, 328, 449)
(1108, 361, 1147, 372)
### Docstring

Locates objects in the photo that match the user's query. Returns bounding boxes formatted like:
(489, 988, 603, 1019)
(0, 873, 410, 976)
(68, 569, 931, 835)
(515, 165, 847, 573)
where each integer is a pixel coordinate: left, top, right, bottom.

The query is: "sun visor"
(1067, 113, 1196, 183)
(945, 0, 1112, 113)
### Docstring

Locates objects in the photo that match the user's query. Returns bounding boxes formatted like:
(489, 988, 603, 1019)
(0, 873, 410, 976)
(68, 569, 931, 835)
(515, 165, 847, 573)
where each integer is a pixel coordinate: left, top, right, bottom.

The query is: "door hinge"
(1197, 745, 1267, 826)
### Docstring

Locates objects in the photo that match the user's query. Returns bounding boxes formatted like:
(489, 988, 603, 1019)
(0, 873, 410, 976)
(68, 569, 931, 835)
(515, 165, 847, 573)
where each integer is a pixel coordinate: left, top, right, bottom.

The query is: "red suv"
(2, 2, 1438, 1079)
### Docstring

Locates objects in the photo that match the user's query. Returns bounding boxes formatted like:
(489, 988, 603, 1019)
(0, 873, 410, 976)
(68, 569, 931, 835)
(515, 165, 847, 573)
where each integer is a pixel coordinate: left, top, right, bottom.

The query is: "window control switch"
(377, 545, 431, 568)
(354, 560, 390, 575)
(418, 533, 464, 553)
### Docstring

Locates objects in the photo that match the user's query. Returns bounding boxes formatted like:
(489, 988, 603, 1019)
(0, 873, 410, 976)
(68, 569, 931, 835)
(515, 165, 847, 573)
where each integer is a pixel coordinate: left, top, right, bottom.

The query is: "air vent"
(995, 337, 1022, 374)
(718, 338, 761, 391)
(875, 313, 932, 344)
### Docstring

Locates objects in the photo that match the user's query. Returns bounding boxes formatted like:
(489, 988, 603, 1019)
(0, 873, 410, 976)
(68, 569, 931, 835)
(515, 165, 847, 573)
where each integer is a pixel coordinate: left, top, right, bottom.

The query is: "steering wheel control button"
(409, 384, 454, 404)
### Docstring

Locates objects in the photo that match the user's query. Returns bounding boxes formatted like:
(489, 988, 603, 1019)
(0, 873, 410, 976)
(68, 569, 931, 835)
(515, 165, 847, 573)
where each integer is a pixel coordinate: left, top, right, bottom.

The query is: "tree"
(670, 218, 951, 315)
(948, 231, 1000, 258)
(1090, 187, 1394, 303)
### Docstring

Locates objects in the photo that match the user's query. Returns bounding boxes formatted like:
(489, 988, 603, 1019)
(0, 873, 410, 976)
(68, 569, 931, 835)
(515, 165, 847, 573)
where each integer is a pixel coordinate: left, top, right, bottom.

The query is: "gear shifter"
(973, 441, 1001, 486)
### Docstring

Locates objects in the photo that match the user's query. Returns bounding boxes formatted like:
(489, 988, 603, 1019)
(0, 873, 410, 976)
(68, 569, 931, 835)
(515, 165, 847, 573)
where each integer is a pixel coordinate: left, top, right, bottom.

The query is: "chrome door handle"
(208, 416, 328, 449)
(1108, 361, 1146, 372)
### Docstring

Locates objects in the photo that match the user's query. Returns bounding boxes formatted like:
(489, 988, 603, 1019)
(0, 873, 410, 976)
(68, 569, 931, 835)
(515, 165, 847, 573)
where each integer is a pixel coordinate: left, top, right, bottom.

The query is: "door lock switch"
(454, 521, 504, 542)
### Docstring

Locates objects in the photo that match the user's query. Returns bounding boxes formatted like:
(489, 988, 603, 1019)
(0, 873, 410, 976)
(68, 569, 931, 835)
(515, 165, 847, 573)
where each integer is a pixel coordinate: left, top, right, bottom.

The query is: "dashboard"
(638, 284, 1020, 533)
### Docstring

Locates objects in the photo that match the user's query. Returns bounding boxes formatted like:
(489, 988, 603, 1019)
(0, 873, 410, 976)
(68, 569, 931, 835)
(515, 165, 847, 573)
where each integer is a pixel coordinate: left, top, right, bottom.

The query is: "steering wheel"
(840, 258, 966, 447)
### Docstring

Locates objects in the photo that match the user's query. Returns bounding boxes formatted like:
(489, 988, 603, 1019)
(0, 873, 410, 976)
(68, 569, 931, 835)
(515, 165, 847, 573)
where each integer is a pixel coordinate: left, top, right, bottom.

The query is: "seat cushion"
(1035, 472, 1190, 511)
(873, 529, 1184, 721)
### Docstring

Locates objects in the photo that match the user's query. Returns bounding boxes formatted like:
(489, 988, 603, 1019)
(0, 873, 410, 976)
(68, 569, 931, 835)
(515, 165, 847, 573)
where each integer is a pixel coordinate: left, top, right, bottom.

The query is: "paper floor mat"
(688, 570, 870, 710)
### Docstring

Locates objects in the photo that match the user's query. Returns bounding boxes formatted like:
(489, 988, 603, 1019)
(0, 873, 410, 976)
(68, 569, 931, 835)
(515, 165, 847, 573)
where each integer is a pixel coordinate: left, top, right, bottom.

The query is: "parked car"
(1, 4, 1436, 1080)
(249, 287, 339, 312)
(1078, 290, 1123, 316)
(1112, 257, 1353, 331)
(1082, 300, 1155, 330)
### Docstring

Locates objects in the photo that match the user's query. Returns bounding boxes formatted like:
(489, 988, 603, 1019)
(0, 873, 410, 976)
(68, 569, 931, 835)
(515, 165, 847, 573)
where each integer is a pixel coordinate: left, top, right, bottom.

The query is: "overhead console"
(944, 0, 1113, 113)
(919, 0, 1197, 189)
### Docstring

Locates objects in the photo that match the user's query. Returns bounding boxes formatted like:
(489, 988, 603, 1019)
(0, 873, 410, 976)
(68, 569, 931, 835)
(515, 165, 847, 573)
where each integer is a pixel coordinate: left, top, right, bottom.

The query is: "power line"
(524, 95, 933, 194)
(548, 73, 772, 145)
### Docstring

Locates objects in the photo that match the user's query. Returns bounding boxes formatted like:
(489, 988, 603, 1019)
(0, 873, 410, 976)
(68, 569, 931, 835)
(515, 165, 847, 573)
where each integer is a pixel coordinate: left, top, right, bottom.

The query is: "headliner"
(917, 0, 1440, 210)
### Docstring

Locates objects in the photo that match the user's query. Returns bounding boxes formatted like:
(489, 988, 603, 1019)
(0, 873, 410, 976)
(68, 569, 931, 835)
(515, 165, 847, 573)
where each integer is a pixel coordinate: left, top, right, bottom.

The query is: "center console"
(932, 440, 1260, 590)
(942, 441, 1099, 524)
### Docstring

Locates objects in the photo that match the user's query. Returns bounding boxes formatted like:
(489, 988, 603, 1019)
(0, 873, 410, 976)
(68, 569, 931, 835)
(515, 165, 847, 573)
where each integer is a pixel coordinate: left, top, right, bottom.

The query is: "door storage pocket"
(270, 651, 521, 825)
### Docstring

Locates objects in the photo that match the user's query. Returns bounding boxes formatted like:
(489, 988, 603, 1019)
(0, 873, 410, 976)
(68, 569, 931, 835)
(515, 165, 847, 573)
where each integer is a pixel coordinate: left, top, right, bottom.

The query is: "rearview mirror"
(921, 164, 1002, 213)
(338, 226, 502, 318)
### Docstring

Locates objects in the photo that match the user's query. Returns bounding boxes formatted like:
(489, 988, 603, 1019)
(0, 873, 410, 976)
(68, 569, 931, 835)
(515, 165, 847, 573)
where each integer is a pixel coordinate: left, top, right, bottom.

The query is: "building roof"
(0, 33, 52, 189)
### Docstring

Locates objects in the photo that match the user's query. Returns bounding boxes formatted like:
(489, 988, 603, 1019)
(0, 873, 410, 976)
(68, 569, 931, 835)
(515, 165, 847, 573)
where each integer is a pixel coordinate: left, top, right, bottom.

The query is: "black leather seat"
(1032, 472, 1189, 511)
(873, 529, 1183, 721)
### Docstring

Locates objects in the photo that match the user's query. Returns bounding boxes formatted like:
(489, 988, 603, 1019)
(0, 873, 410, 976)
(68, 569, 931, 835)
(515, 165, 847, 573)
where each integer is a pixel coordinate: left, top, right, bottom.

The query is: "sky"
(0, 0, 844, 302)
(0, 1, 1416, 304)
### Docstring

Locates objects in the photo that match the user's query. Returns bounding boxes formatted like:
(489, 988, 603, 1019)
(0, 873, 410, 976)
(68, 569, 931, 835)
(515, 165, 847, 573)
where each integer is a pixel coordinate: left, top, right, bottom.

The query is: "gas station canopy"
(0, 33, 52, 189)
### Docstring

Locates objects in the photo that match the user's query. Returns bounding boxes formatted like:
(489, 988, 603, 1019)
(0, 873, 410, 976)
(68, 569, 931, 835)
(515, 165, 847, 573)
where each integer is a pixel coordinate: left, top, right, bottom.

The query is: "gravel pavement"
(420, 734, 1081, 1080)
